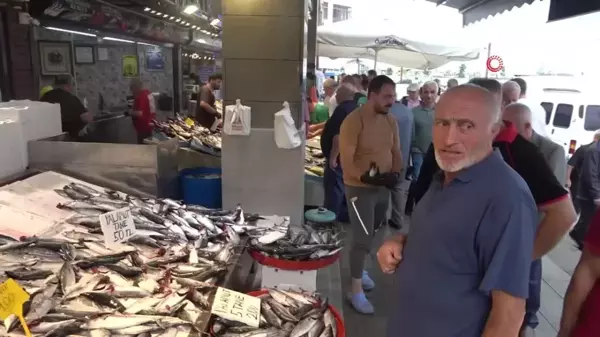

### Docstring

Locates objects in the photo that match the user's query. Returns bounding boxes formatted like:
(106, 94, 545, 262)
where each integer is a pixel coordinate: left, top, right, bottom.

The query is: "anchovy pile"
(0, 181, 260, 337)
(248, 224, 343, 261)
(212, 288, 337, 337)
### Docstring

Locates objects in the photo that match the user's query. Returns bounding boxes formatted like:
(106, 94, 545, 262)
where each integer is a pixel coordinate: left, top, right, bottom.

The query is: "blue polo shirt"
(320, 100, 358, 160)
(388, 151, 537, 337)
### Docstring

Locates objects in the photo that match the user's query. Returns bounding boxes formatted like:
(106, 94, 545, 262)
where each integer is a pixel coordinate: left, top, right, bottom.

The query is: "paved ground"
(330, 224, 582, 337)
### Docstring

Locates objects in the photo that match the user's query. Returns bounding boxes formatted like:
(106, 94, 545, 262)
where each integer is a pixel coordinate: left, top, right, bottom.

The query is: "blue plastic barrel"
(180, 167, 222, 208)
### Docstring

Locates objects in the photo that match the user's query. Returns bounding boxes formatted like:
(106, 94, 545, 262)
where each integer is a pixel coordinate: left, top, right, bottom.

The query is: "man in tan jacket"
(339, 75, 402, 314)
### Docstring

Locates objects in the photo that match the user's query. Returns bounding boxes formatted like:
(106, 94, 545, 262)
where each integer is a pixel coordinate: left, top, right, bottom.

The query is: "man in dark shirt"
(196, 73, 222, 129)
(412, 78, 576, 337)
(567, 137, 598, 214)
(40, 75, 92, 140)
(320, 84, 357, 223)
(572, 140, 600, 249)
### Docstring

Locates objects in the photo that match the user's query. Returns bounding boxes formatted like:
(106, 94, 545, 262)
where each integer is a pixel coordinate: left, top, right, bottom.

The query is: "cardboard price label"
(211, 287, 261, 327)
(0, 279, 32, 337)
(99, 207, 136, 247)
(184, 118, 195, 126)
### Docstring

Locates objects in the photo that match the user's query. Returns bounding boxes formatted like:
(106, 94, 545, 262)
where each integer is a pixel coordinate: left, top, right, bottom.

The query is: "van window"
(584, 105, 600, 131)
(552, 104, 573, 128)
(541, 102, 553, 125)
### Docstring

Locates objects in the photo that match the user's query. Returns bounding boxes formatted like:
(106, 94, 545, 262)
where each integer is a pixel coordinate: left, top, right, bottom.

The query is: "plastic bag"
(223, 99, 251, 136)
(274, 101, 303, 149)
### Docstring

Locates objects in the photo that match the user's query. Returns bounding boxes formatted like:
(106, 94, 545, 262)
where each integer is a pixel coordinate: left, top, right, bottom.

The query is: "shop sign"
(374, 36, 405, 47)
(210, 287, 261, 328)
(122, 55, 139, 78)
(99, 207, 136, 247)
(486, 55, 504, 73)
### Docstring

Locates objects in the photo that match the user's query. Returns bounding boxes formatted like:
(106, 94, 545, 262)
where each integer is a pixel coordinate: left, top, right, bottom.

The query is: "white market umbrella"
(317, 19, 481, 69)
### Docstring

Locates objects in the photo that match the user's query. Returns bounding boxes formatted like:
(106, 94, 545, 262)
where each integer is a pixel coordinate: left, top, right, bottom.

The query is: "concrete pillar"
(221, 0, 306, 224)
(306, 0, 318, 77)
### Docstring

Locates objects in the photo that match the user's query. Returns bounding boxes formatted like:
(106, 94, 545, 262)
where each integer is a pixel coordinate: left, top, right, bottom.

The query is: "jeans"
(389, 178, 410, 228)
(411, 152, 424, 180)
(323, 161, 349, 222)
(345, 185, 389, 279)
(524, 259, 542, 328)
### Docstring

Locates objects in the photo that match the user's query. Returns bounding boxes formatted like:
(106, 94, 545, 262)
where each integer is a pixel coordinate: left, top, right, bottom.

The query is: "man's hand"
(329, 157, 338, 170)
(377, 236, 405, 274)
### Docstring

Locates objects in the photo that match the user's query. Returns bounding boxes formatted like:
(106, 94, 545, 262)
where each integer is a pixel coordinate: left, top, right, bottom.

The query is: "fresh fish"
(261, 301, 283, 328)
(5, 267, 53, 280)
(62, 185, 90, 200)
(69, 182, 102, 197)
(257, 231, 286, 245)
(323, 309, 337, 337)
(290, 317, 317, 337)
(24, 282, 59, 325)
(59, 261, 76, 294)
(124, 297, 162, 314)
(29, 318, 78, 334)
(82, 314, 160, 330)
(307, 319, 325, 337)
(81, 291, 126, 311)
(266, 299, 298, 322)
(66, 215, 101, 228)
(318, 325, 334, 337)
(90, 329, 112, 337)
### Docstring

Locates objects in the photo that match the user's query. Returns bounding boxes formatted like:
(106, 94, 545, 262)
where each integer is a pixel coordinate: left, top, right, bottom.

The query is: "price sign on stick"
(211, 287, 261, 328)
(99, 207, 136, 247)
(0, 279, 32, 337)
(184, 117, 195, 126)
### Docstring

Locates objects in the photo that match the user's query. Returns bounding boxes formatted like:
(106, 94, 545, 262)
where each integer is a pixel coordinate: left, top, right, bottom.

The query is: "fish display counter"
(27, 134, 180, 199)
(0, 171, 267, 337)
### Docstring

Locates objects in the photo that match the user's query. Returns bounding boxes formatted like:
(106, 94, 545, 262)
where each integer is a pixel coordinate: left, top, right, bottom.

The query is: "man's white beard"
(434, 150, 477, 173)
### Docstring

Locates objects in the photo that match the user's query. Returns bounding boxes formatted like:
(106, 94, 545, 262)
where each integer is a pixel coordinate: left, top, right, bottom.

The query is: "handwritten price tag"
(184, 118, 195, 127)
(99, 207, 136, 247)
(0, 279, 32, 337)
(211, 287, 261, 328)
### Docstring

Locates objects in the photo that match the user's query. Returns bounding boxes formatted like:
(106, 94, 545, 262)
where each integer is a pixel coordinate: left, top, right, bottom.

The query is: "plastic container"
(210, 290, 346, 337)
(248, 290, 345, 337)
(180, 167, 222, 208)
(248, 249, 340, 271)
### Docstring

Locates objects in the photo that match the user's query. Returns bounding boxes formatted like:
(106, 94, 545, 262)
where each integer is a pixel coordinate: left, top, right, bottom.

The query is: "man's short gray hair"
(504, 102, 531, 114)
(444, 83, 502, 124)
(422, 80, 439, 92)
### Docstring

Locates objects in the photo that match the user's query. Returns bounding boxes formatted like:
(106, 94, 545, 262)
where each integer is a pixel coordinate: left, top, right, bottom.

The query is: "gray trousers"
(345, 185, 389, 279)
(389, 178, 410, 228)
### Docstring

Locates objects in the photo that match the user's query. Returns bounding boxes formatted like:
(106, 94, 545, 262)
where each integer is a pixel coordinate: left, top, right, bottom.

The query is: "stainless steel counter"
(27, 134, 180, 198)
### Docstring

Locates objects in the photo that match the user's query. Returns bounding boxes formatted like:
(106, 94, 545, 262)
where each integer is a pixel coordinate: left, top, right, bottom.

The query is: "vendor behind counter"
(196, 73, 222, 129)
(40, 75, 93, 140)
(127, 78, 156, 144)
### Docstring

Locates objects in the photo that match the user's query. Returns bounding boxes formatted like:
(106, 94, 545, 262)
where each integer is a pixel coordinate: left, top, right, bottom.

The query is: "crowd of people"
(316, 71, 600, 337)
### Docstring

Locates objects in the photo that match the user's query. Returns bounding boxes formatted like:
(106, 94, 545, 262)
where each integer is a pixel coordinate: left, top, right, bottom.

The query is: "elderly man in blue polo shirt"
(378, 84, 538, 337)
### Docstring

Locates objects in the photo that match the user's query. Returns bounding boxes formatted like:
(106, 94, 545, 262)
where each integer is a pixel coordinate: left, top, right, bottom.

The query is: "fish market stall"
(0, 172, 262, 336)
(27, 134, 180, 198)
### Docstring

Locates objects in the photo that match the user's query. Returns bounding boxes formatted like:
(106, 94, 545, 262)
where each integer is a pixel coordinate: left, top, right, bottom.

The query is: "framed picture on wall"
(145, 48, 165, 71)
(122, 55, 139, 78)
(97, 47, 109, 61)
(38, 41, 72, 75)
(74, 45, 95, 64)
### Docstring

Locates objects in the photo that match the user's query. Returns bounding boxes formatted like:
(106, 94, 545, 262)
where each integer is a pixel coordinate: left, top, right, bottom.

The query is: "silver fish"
(59, 261, 76, 295)
(290, 317, 318, 337)
(323, 309, 337, 337)
(29, 319, 78, 334)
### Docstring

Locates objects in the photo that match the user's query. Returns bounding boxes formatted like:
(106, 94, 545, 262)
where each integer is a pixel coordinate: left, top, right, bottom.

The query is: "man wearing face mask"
(339, 75, 402, 314)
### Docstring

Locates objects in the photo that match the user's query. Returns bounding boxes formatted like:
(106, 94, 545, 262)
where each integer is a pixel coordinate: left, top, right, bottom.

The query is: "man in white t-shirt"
(511, 77, 549, 138)
(323, 78, 337, 111)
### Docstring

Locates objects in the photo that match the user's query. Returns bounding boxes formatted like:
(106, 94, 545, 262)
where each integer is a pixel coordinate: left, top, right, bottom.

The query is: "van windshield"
(552, 104, 573, 128)
(585, 105, 600, 131)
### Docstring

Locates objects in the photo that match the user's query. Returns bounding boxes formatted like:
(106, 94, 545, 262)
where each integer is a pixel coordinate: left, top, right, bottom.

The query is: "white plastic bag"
(223, 99, 251, 136)
(274, 101, 303, 149)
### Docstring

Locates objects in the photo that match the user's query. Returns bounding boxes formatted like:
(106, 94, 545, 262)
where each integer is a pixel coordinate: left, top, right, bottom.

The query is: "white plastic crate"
(0, 119, 26, 180)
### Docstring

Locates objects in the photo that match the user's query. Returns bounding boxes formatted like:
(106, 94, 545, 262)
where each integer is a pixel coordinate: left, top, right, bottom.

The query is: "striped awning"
(426, 0, 537, 26)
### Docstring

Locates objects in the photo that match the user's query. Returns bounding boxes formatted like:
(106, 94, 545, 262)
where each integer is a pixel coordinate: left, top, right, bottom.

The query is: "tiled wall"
(34, 27, 173, 114)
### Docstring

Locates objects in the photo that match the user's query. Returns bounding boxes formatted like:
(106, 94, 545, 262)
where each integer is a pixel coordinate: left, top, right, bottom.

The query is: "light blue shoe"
(362, 270, 375, 291)
(348, 292, 374, 314)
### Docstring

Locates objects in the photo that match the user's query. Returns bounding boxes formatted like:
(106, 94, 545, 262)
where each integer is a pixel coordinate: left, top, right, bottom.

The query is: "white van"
(538, 89, 600, 157)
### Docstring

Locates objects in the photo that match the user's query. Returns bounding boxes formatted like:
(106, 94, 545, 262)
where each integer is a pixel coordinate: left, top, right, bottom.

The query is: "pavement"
(315, 222, 583, 337)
